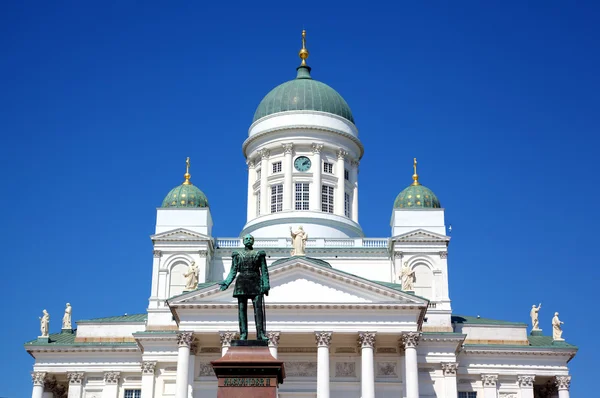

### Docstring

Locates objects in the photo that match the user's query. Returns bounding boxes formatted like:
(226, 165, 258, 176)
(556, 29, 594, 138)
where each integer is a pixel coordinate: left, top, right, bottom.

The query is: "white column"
(315, 331, 332, 398)
(311, 144, 323, 211)
(358, 332, 376, 398)
(517, 375, 535, 398)
(141, 362, 157, 398)
(247, 160, 256, 221)
(268, 331, 281, 359)
(441, 363, 458, 398)
(103, 372, 120, 398)
(282, 143, 293, 211)
(220, 331, 238, 356)
(31, 372, 46, 398)
(556, 375, 571, 398)
(175, 332, 193, 398)
(335, 149, 347, 216)
(398, 346, 406, 398)
(188, 344, 197, 398)
(150, 250, 162, 304)
(402, 332, 421, 398)
(67, 372, 84, 398)
(259, 149, 270, 216)
(351, 160, 359, 223)
(481, 375, 498, 398)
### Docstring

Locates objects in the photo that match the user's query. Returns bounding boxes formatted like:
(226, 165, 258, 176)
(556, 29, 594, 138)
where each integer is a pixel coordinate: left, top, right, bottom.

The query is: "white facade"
(25, 49, 576, 398)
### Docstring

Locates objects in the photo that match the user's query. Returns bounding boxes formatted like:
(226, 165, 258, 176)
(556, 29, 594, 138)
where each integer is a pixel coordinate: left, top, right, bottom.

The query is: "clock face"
(294, 156, 312, 172)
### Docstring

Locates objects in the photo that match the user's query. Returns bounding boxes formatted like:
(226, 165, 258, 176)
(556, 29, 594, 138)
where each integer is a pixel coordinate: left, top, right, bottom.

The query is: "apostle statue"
(290, 226, 307, 256)
(219, 234, 270, 341)
(62, 303, 72, 330)
(184, 261, 199, 290)
(530, 303, 541, 330)
(39, 309, 49, 337)
(552, 312, 564, 341)
(400, 262, 415, 291)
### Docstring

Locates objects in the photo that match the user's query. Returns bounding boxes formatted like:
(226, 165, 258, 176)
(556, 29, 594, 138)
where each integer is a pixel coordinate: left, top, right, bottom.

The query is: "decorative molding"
(31, 371, 47, 386)
(555, 375, 571, 390)
(394, 251, 403, 258)
(358, 331, 376, 348)
(200, 347, 220, 353)
(164, 366, 178, 372)
(350, 159, 359, 168)
(517, 375, 535, 388)
(337, 148, 348, 159)
(311, 143, 323, 154)
(198, 250, 208, 257)
(335, 362, 356, 377)
(198, 362, 215, 377)
(104, 371, 120, 384)
(376, 347, 397, 354)
(267, 331, 280, 347)
(219, 331, 238, 347)
(401, 332, 421, 349)
(481, 374, 498, 387)
(259, 148, 270, 160)
(279, 347, 318, 353)
(499, 393, 517, 398)
(67, 372, 84, 384)
(441, 362, 458, 376)
(142, 361, 157, 375)
(177, 331, 193, 348)
(153, 250, 162, 258)
(285, 361, 317, 377)
(376, 361, 397, 378)
(315, 331, 332, 347)
(336, 347, 356, 354)
(439, 251, 448, 259)
(282, 143, 294, 154)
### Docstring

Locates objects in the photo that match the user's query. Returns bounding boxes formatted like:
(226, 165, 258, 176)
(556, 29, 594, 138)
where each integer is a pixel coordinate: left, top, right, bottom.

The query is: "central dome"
(253, 66, 354, 124)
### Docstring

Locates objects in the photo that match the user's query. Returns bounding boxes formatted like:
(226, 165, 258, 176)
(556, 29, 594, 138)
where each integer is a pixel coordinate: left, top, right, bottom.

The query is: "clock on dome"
(294, 156, 311, 172)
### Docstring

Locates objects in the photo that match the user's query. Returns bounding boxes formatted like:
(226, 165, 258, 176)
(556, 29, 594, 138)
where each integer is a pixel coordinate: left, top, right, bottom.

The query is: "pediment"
(151, 228, 211, 242)
(168, 257, 428, 307)
(392, 229, 450, 243)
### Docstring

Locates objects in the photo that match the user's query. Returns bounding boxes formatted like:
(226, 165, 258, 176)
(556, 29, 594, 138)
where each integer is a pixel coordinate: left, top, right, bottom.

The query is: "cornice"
(461, 345, 578, 358)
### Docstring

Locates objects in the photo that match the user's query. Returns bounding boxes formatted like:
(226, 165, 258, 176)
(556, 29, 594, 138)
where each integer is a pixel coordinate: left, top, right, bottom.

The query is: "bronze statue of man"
(219, 234, 270, 341)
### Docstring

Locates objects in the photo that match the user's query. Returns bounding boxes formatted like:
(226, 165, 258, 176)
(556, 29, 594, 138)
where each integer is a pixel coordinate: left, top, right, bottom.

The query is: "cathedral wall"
(76, 322, 145, 338)
(391, 209, 446, 236)
(456, 324, 528, 344)
(155, 208, 212, 235)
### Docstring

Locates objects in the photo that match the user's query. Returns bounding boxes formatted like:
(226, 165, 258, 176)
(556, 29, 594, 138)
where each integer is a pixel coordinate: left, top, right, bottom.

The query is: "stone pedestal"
(211, 340, 285, 398)
(530, 329, 543, 336)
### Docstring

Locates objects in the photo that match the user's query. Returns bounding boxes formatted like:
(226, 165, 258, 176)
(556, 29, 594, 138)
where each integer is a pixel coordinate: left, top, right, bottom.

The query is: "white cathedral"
(25, 32, 577, 398)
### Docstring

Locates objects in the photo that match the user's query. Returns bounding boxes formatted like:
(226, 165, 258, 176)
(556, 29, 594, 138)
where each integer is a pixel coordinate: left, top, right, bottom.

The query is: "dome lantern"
(161, 157, 209, 208)
(393, 158, 441, 209)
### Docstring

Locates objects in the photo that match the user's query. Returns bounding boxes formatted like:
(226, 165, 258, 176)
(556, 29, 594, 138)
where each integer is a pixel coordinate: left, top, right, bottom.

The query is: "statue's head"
(555, 312, 559, 316)
(243, 234, 254, 247)
(66, 303, 70, 307)
(532, 305, 536, 308)
(299, 225, 303, 230)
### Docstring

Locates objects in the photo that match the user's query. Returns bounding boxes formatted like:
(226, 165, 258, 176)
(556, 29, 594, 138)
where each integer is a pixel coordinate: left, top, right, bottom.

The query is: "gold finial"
(183, 157, 191, 185)
(412, 157, 420, 186)
(299, 29, 309, 66)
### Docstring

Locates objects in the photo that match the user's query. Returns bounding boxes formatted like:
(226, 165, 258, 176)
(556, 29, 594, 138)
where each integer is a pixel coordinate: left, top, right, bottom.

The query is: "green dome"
(394, 184, 441, 209)
(253, 66, 354, 124)
(162, 183, 209, 208)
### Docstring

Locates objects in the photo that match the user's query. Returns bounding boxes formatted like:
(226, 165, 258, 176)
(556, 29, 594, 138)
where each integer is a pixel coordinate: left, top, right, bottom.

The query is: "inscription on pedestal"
(219, 377, 275, 387)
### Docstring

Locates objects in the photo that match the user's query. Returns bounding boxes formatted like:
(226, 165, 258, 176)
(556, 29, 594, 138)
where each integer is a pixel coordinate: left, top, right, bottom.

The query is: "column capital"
(267, 331, 281, 347)
(315, 331, 332, 347)
(282, 143, 294, 154)
(401, 332, 422, 349)
(358, 331, 376, 348)
(247, 160, 256, 169)
(439, 251, 448, 259)
(142, 361, 157, 375)
(337, 148, 348, 159)
(481, 374, 498, 387)
(311, 143, 324, 154)
(153, 250, 162, 258)
(198, 250, 208, 257)
(441, 362, 458, 376)
(104, 371, 121, 384)
(350, 159, 359, 168)
(31, 371, 47, 386)
(177, 331, 194, 348)
(67, 371, 84, 384)
(555, 375, 571, 390)
(259, 148, 271, 160)
(517, 375, 535, 388)
(219, 331, 239, 347)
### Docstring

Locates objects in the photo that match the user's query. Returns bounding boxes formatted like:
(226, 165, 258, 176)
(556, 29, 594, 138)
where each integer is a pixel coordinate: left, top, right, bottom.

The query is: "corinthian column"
(246, 160, 256, 221)
(335, 149, 347, 216)
(441, 363, 458, 398)
(259, 149, 270, 215)
(103, 372, 120, 398)
(311, 144, 323, 211)
(315, 331, 332, 398)
(141, 361, 157, 398)
(267, 331, 281, 359)
(175, 332, 193, 398)
(67, 372, 84, 398)
(219, 331, 238, 356)
(481, 374, 498, 398)
(401, 332, 421, 398)
(282, 143, 294, 211)
(358, 332, 376, 398)
(555, 375, 571, 398)
(351, 159, 359, 222)
(517, 375, 535, 398)
(31, 372, 46, 398)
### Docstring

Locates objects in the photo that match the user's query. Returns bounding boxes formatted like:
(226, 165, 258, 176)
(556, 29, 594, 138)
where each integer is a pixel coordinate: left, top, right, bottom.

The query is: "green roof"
(162, 183, 209, 208)
(24, 331, 138, 347)
(394, 183, 441, 209)
(452, 315, 527, 326)
(77, 313, 147, 323)
(527, 334, 577, 348)
(253, 66, 354, 124)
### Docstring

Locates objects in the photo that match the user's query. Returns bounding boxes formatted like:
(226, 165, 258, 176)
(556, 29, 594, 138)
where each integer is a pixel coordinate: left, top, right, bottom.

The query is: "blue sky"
(1, 1, 598, 396)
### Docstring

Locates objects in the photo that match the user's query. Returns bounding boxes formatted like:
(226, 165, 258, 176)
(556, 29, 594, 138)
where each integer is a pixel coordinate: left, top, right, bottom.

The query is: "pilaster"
(282, 143, 294, 211)
(141, 361, 157, 398)
(335, 149, 347, 216)
(103, 372, 120, 398)
(267, 331, 281, 359)
(351, 159, 359, 222)
(481, 374, 498, 398)
(517, 375, 535, 398)
(259, 149, 270, 215)
(67, 372, 84, 398)
(311, 144, 323, 211)
(247, 160, 256, 221)
(441, 363, 458, 398)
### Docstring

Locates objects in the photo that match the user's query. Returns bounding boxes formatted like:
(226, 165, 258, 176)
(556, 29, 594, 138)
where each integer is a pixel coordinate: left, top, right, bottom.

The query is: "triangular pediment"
(392, 229, 450, 243)
(151, 228, 211, 242)
(168, 257, 428, 307)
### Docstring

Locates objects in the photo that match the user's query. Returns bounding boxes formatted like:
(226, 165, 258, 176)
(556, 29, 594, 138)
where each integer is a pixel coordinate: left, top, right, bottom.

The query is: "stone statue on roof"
(290, 226, 307, 256)
(184, 261, 199, 291)
(552, 312, 564, 341)
(530, 303, 541, 330)
(39, 309, 49, 337)
(62, 303, 72, 330)
(401, 262, 415, 291)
